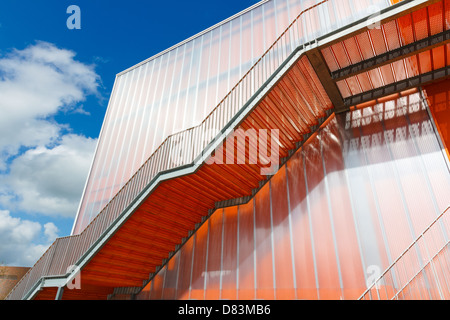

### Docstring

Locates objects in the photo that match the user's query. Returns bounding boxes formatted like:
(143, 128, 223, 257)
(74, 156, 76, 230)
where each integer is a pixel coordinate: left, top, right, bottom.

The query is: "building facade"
(0, 266, 29, 300)
(5, 0, 450, 300)
(72, 0, 391, 234)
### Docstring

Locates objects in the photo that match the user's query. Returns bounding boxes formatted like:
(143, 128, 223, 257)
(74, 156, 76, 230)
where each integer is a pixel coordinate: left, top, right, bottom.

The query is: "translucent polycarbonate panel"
(286, 151, 318, 299)
(221, 206, 238, 300)
(205, 209, 223, 300)
(149, 267, 166, 300)
(270, 168, 296, 299)
(236, 200, 256, 299)
(320, 120, 366, 299)
(175, 235, 194, 300)
(190, 221, 208, 300)
(161, 251, 180, 299)
(303, 133, 342, 299)
(360, 207, 450, 300)
(73, 0, 391, 234)
(136, 91, 450, 300)
(254, 183, 275, 300)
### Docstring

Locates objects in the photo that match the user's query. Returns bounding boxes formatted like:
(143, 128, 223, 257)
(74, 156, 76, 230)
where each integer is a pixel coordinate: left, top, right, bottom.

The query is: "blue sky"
(0, 0, 260, 266)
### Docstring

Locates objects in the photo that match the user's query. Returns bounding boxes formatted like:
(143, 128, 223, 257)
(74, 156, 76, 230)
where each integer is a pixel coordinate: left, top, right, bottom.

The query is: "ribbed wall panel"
(323, 0, 450, 99)
(137, 91, 450, 300)
(360, 207, 450, 300)
(73, 0, 391, 234)
(8, 1, 450, 301)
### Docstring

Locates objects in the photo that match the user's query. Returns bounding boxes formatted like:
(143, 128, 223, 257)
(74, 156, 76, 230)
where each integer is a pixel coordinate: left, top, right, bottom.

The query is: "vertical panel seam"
(284, 162, 298, 299)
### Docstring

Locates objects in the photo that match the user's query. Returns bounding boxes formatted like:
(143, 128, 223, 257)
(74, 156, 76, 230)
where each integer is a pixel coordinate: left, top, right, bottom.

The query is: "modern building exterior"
(0, 266, 29, 300)
(5, 0, 450, 300)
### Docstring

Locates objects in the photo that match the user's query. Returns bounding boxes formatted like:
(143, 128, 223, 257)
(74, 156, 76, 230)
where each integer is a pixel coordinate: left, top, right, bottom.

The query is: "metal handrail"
(359, 206, 450, 300)
(6, 0, 331, 300)
(391, 239, 449, 300)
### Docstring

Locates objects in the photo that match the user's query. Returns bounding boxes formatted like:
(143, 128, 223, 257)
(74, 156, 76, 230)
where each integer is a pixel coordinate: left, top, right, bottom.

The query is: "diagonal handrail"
(359, 206, 450, 300)
(391, 239, 449, 300)
(6, 0, 332, 300)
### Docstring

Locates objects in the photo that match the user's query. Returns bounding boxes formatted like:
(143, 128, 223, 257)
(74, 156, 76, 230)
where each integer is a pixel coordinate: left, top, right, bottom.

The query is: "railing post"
(55, 286, 64, 300)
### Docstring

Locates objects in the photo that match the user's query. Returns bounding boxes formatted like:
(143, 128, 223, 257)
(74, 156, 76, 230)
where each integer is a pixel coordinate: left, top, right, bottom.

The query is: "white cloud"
(1, 134, 97, 218)
(0, 41, 100, 169)
(0, 210, 51, 266)
(43, 222, 59, 243)
(0, 41, 102, 266)
(0, 41, 100, 218)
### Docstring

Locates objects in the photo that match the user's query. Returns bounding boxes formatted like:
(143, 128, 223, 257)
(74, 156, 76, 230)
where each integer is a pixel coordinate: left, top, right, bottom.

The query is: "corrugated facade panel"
(221, 206, 239, 300)
(9, 0, 450, 301)
(324, 1, 450, 99)
(360, 206, 450, 300)
(287, 150, 318, 299)
(136, 91, 450, 300)
(73, 0, 391, 234)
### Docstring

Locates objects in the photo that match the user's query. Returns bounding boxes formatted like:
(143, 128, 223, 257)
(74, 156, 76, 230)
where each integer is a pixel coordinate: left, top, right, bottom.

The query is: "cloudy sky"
(0, 0, 259, 267)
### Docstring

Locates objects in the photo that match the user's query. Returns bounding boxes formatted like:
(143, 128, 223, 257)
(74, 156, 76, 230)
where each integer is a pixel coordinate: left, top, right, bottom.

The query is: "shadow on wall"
(137, 90, 450, 300)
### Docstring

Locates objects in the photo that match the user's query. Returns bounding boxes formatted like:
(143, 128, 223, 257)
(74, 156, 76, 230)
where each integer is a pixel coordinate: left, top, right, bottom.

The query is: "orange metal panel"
(355, 31, 376, 61)
(161, 251, 180, 299)
(447, 0, 450, 30)
(412, 8, 430, 41)
(432, 46, 446, 69)
(82, 270, 143, 287)
(397, 13, 415, 45)
(330, 42, 351, 69)
(98, 243, 166, 266)
(221, 206, 238, 300)
(418, 50, 432, 73)
(391, 60, 407, 81)
(369, 27, 388, 56)
(254, 183, 275, 300)
(92, 252, 159, 271)
(136, 280, 153, 300)
(205, 209, 223, 300)
(336, 80, 351, 98)
(33, 287, 59, 300)
(237, 199, 255, 300)
(429, 1, 444, 34)
(326, 0, 450, 101)
(190, 221, 209, 300)
(368, 68, 384, 89)
(379, 64, 395, 86)
(83, 263, 150, 281)
(128, 211, 190, 237)
(383, 21, 402, 51)
(423, 79, 450, 160)
(321, 46, 340, 73)
(168, 175, 229, 205)
(149, 268, 165, 300)
(355, 72, 373, 93)
(104, 236, 177, 262)
(343, 37, 362, 65)
(175, 236, 194, 300)
(346, 75, 363, 96)
(276, 80, 313, 130)
(247, 106, 293, 150)
(118, 223, 180, 251)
